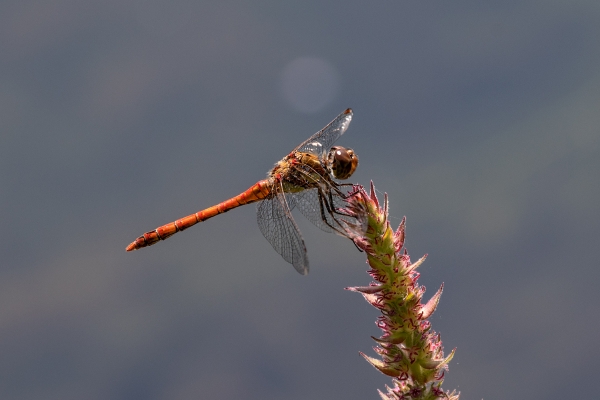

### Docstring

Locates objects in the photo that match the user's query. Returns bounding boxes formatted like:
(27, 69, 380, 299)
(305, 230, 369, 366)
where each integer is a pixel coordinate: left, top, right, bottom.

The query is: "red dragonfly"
(126, 109, 359, 275)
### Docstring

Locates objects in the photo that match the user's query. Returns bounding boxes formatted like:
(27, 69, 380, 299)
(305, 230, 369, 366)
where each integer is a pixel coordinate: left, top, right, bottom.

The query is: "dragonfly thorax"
(327, 146, 358, 180)
(271, 152, 329, 193)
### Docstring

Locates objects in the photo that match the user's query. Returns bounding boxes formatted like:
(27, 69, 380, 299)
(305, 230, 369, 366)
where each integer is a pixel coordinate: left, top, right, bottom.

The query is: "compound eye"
(328, 146, 358, 180)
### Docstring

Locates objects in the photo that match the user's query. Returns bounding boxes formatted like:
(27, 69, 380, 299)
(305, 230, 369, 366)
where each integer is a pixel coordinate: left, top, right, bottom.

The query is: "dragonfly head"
(327, 146, 359, 180)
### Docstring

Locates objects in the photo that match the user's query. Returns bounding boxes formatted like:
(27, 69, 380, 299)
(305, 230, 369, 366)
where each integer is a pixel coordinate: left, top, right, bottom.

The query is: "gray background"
(2, 1, 599, 399)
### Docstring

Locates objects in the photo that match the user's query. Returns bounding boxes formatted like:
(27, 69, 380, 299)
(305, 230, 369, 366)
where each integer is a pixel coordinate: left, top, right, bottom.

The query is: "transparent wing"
(257, 189, 309, 275)
(293, 189, 333, 234)
(294, 187, 357, 236)
(294, 108, 353, 158)
(284, 192, 297, 211)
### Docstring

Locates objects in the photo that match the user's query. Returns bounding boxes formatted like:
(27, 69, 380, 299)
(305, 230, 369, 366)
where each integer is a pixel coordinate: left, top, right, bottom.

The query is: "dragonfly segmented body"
(126, 108, 359, 275)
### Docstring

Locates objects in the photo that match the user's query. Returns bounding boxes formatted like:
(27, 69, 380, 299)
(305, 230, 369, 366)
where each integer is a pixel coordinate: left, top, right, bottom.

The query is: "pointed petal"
(377, 389, 392, 400)
(420, 358, 443, 370)
(383, 192, 389, 224)
(420, 283, 444, 319)
(361, 292, 382, 308)
(441, 348, 456, 367)
(369, 181, 380, 208)
(352, 238, 371, 252)
(407, 254, 427, 272)
(421, 347, 456, 370)
(372, 335, 405, 345)
(394, 217, 406, 250)
(346, 285, 384, 294)
(360, 352, 399, 377)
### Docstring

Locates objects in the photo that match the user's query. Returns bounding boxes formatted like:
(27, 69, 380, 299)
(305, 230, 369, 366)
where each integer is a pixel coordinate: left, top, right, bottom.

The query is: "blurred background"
(1, 1, 599, 399)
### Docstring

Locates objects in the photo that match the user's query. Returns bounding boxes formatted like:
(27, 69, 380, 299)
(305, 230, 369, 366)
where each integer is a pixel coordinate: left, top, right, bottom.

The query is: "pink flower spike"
(340, 183, 458, 398)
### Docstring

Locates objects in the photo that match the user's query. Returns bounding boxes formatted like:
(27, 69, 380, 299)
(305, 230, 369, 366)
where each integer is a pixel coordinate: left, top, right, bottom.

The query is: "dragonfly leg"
(351, 238, 364, 253)
(287, 163, 361, 234)
(318, 191, 363, 253)
(335, 183, 362, 200)
(318, 189, 352, 236)
(327, 187, 356, 218)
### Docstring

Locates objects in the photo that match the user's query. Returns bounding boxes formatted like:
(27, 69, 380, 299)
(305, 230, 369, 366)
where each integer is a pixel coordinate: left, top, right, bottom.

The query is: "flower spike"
(341, 183, 459, 399)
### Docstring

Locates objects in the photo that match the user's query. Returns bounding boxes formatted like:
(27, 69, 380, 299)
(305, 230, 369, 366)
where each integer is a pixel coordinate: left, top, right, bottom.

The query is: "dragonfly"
(126, 108, 360, 275)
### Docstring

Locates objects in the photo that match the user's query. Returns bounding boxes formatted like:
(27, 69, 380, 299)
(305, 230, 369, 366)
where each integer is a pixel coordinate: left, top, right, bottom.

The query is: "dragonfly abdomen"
(126, 179, 272, 251)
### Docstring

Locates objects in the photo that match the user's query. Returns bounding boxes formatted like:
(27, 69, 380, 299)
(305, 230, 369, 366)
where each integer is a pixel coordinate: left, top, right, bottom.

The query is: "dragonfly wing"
(294, 186, 357, 236)
(293, 189, 333, 234)
(257, 190, 309, 275)
(284, 192, 297, 210)
(294, 108, 353, 157)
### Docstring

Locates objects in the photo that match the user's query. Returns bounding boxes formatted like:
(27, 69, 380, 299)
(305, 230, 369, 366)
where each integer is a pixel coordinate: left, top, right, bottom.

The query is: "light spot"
(280, 57, 340, 114)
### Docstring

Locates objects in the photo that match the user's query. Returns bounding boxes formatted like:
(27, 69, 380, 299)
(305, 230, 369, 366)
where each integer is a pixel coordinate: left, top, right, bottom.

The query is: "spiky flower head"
(340, 183, 459, 400)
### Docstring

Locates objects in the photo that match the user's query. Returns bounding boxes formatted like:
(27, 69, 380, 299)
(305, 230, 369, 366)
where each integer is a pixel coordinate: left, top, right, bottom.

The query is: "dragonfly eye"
(328, 146, 359, 180)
